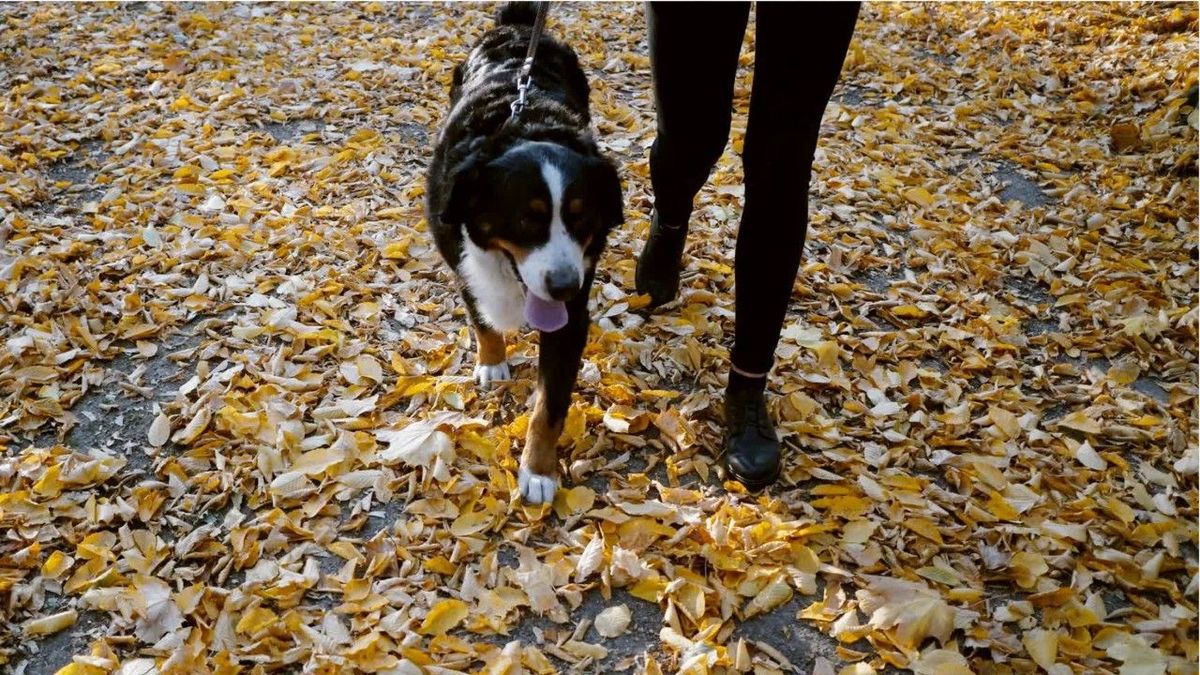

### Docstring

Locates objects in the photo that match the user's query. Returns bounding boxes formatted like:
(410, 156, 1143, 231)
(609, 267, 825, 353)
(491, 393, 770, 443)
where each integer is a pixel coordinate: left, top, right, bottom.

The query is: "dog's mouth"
(499, 249, 569, 332)
(524, 293, 568, 332)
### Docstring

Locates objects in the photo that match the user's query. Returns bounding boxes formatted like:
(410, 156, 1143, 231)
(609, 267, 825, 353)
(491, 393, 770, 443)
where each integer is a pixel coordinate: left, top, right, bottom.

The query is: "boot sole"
(726, 461, 782, 493)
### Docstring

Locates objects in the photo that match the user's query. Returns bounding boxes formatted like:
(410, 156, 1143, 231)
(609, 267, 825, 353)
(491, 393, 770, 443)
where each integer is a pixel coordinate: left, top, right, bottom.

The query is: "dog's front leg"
(519, 277, 592, 505)
(472, 321, 510, 388)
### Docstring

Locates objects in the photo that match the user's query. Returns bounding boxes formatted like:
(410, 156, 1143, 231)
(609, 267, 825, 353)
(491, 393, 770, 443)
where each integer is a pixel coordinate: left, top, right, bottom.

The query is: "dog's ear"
(440, 154, 483, 225)
(587, 156, 624, 227)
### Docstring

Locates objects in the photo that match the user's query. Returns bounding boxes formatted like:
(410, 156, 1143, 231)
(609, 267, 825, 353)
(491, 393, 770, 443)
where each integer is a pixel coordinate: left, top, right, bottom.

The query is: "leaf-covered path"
(1, 3, 1196, 674)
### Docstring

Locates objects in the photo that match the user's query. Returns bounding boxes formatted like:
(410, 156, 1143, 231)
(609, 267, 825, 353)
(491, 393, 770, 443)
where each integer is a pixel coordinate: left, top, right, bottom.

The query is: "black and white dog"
(425, 2, 623, 504)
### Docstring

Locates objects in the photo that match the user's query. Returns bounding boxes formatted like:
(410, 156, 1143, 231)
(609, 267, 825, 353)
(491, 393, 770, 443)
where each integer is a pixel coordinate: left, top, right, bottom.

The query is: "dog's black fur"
(424, 2, 623, 503)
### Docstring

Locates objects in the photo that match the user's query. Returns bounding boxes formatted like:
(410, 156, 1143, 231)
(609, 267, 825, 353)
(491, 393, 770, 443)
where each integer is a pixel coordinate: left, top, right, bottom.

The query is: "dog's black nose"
(544, 268, 581, 301)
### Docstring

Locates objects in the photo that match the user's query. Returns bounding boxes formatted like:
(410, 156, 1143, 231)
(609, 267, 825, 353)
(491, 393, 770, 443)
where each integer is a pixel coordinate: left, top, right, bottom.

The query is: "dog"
(425, 2, 623, 504)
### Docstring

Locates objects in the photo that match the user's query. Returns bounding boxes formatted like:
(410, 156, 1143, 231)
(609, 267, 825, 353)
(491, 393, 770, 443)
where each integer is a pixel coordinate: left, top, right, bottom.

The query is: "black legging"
(647, 2, 860, 376)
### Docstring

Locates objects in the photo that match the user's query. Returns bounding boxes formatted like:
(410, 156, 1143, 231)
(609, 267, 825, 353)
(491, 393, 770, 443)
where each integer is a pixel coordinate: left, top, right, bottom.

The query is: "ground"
(0, 3, 1197, 675)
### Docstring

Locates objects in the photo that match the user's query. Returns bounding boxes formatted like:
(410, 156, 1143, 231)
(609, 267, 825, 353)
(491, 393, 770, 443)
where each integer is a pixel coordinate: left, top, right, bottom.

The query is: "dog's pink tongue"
(524, 294, 568, 332)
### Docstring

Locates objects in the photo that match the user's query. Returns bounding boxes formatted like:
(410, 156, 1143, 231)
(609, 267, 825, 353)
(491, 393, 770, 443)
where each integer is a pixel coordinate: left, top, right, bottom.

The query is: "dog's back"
(448, 3, 591, 116)
(427, 1, 598, 267)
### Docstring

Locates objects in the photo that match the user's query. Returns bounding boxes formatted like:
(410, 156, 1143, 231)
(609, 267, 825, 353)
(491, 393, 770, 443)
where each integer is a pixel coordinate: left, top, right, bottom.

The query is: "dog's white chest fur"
(459, 229, 525, 332)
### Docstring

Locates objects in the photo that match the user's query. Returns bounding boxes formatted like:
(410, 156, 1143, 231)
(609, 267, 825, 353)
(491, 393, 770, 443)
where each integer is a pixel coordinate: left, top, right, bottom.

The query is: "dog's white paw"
(518, 466, 558, 505)
(474, 362, 511, 388)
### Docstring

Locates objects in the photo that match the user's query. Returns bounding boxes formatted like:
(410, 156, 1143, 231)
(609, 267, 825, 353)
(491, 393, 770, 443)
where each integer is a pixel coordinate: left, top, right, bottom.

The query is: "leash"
(509, 2, 549, 119)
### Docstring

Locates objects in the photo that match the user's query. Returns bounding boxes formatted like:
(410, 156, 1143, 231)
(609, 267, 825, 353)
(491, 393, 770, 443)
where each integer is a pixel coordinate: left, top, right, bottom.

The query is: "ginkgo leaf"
(147, 412, 171, 448)
(904, 186, 935, 206)
(1076, 441, 1108, 470)
(419, 598, 468, 636)
(857, 575, 957, 649)
(23, 610, 77, 636)
(132, 575, 183, 643)
(376, 420, 456, 480)
(171, 407, 211, 445)
(744, 576, 793, 618)
(1023, 628, 1059, 671)
(594, 604, 632, 638)
(575, 535, 605, 582)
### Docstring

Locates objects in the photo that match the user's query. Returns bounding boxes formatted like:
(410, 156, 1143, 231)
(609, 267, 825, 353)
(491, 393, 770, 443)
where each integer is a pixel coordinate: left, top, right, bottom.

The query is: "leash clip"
(510, 57, 535, 119)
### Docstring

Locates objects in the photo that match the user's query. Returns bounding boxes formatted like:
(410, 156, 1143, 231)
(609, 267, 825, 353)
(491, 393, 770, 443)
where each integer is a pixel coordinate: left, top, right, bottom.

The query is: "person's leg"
(636, 1, 750, 307)
(725, 2, 861, 489)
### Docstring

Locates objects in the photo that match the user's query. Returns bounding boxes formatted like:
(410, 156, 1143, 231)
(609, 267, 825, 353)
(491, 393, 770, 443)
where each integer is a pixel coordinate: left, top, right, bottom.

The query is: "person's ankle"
(727, 364, 768, 395)
(652, 208, 689, 232)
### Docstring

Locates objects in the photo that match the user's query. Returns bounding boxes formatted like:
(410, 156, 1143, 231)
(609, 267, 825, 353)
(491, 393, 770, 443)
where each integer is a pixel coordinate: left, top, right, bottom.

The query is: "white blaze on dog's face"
(445, 141, 624, 317)
(516, 161, 584, 301)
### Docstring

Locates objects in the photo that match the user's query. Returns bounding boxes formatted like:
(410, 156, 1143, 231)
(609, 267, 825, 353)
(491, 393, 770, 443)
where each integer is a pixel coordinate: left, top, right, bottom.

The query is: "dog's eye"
(564, 212, 593, 234)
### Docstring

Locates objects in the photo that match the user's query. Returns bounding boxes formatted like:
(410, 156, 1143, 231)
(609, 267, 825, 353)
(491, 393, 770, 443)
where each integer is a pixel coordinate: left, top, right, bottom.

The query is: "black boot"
(635, 210, 687, 309)
(724, 386, 781, 491)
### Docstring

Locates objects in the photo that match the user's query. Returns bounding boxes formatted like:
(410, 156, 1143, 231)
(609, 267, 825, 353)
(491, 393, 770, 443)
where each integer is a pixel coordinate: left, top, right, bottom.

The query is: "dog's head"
(440, 141, 623, 302)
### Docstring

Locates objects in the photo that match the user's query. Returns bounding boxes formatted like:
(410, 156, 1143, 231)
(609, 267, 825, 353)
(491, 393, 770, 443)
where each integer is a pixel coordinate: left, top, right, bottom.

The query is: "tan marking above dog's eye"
(492, 238, 529, 263)
(529, 198, 548, 214)
(567, 198, 584, 215)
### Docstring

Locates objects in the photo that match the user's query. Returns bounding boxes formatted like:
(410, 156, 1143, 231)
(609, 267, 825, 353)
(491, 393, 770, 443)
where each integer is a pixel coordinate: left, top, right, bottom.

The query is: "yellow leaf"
(23, 610, 77, 636)
(291, 445, 346, 476)
(1106, 360, 1140, 386)
(424, 556, 457, 576)
(904, 517, 944, 545)
(793, 543, 822, 573)
(892, 304, 929, 319)
(382, 241, 408, 259)
(42, 551, 73, 580)
(744, 575, 792, 618)
(171, 406, 211, 445)
(859, 575, 955, 649)
(553, 485, 596, 518)
(602, 404, 651, 434)
(419, 598, 468, 636)
(1056, 411, 1102, 435)
(904, 186, 935, 207)
(1010, 551, 1049, 589)
(637, 388, 680, 401)
(235, 606, 277, 635)
(1023, 628, 1059, 671)
(985, 490, 1020, 521)
(327, 541, 363, 562)
(627, 293, 653, 310)
(33, 464, 63, 498)
(989, 406, 1021, 439)
(910, 649, 971, 675)
(916, 566, 961, 587)
(450, 508, 493, 537)
(629, 577, 667, 603)
(54, 663, 107, 675)
(811, 495, 873, 518)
